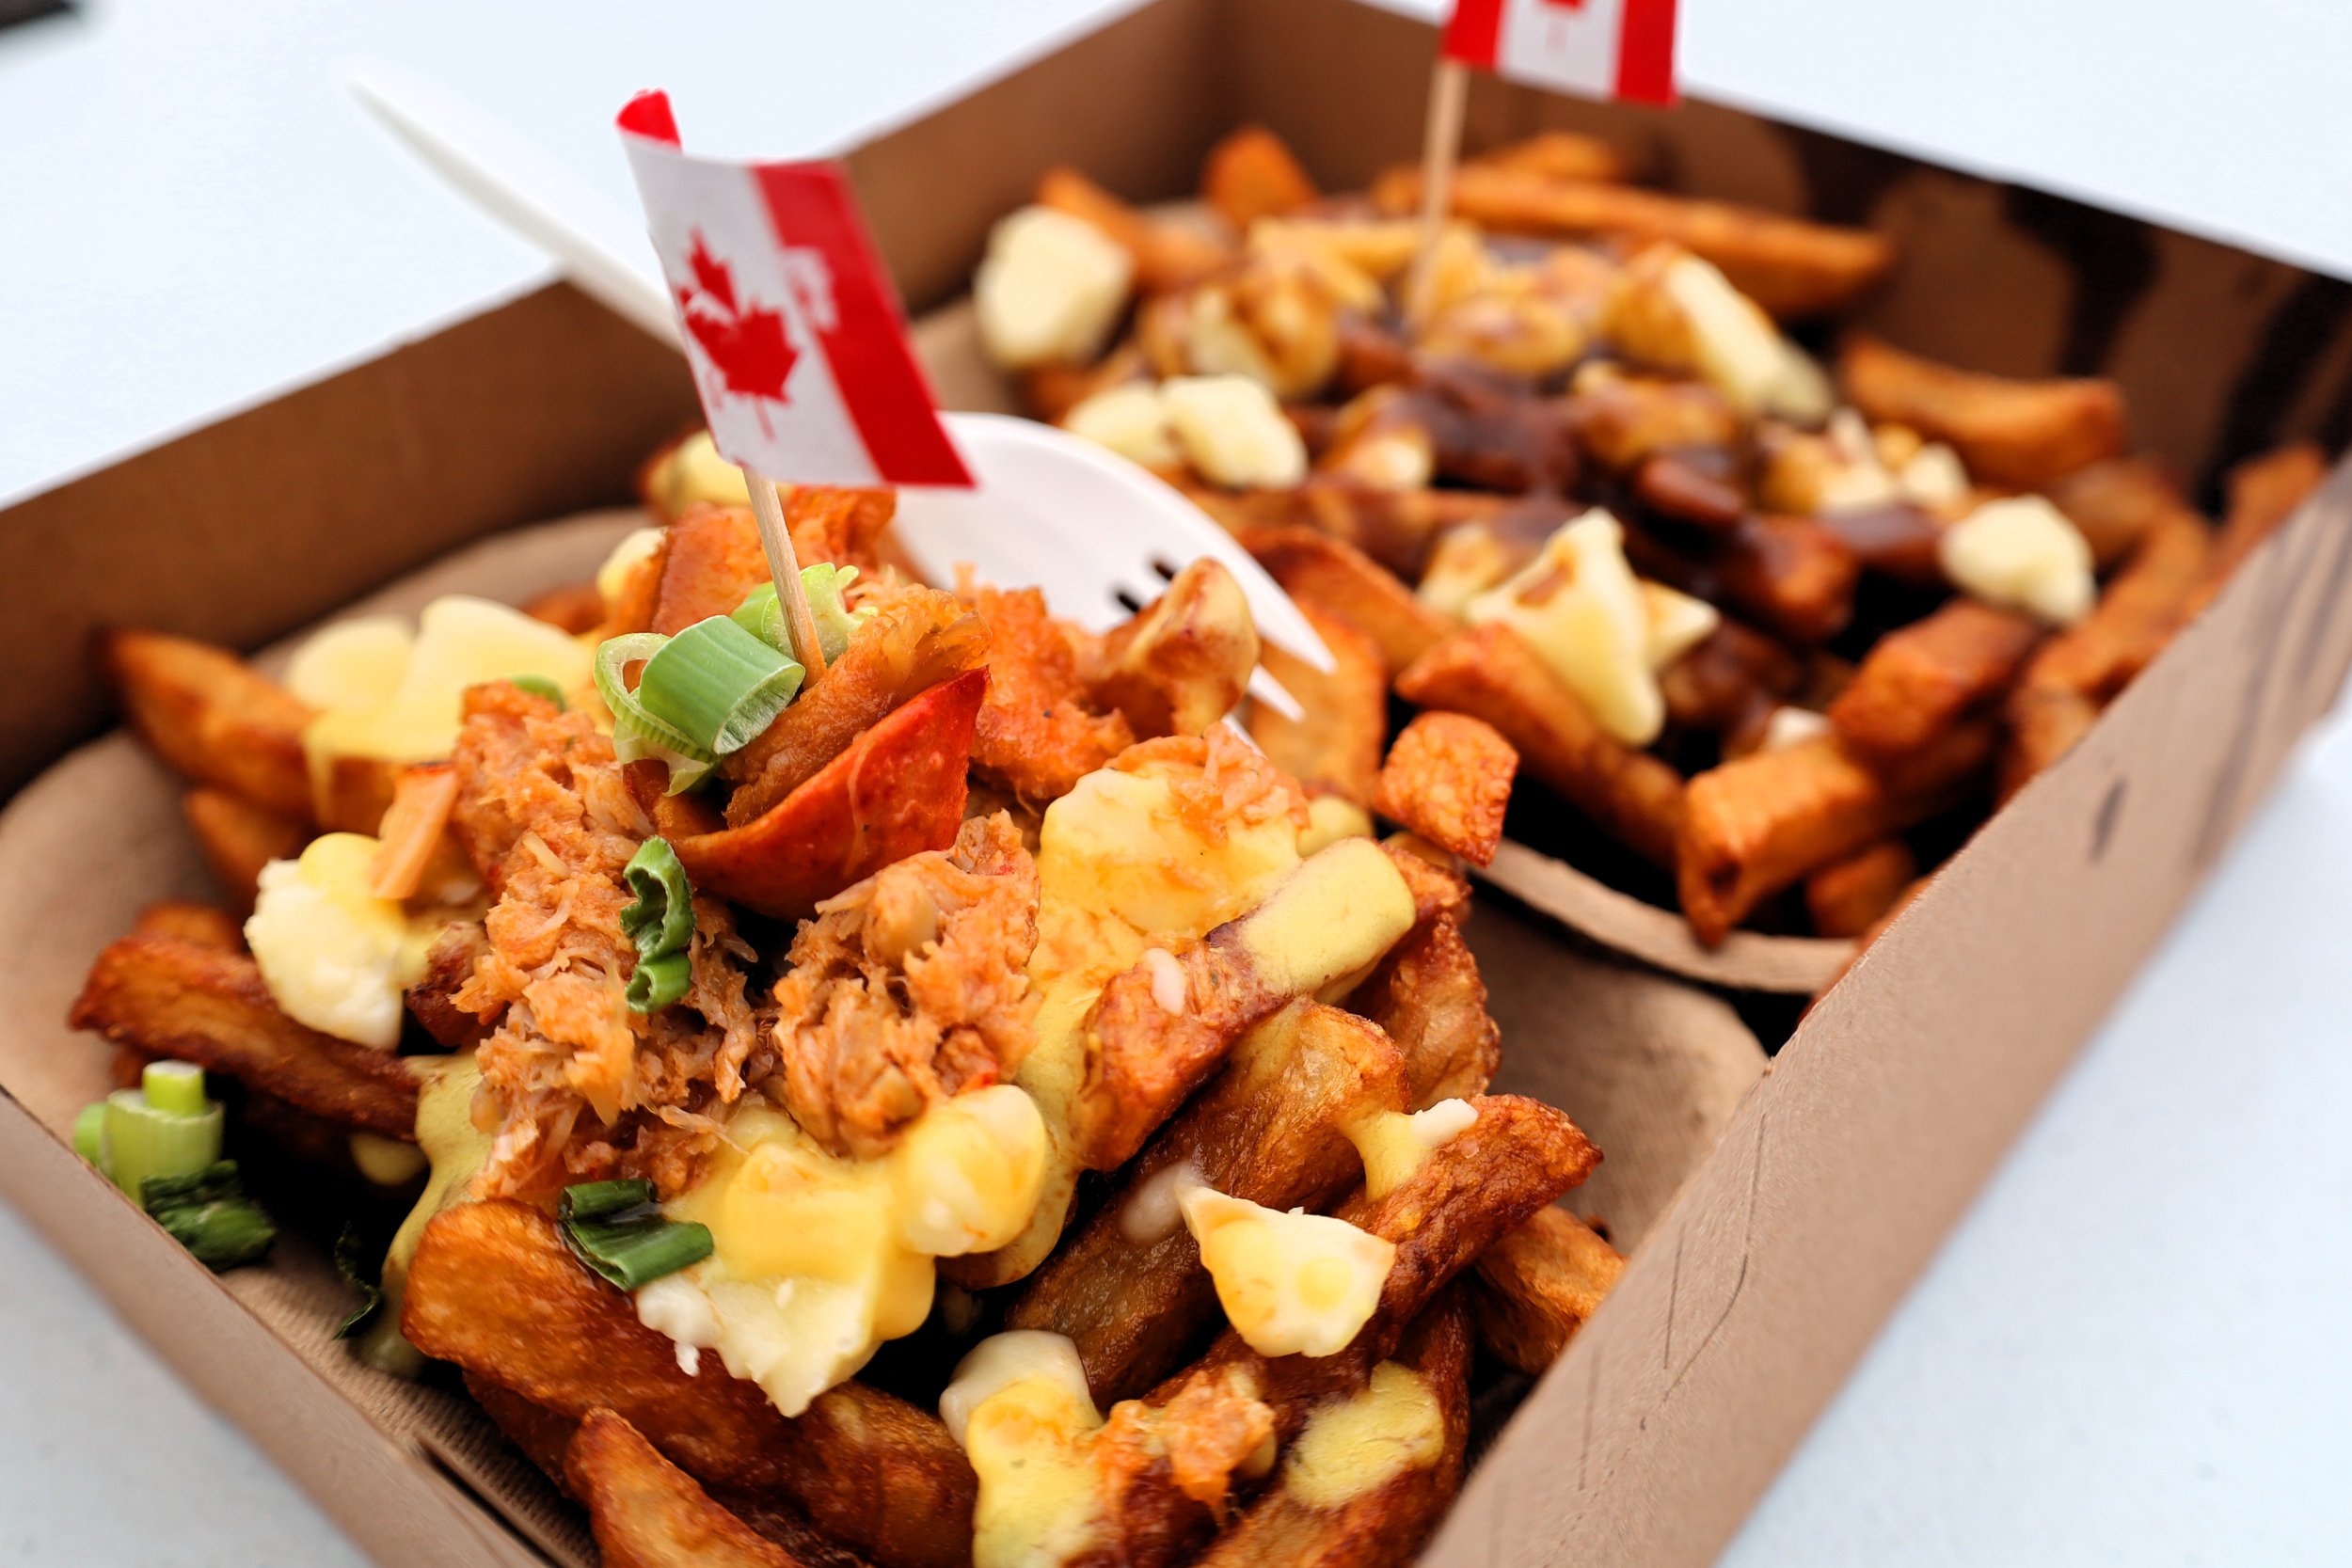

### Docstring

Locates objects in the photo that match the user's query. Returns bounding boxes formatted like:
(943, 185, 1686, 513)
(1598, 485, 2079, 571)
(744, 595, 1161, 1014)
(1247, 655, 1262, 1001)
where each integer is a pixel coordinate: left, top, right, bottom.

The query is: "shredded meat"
(960, 578, 1135, 803)
(450, 685, 765, 1198)
(1094, 1363, 1275, 1519)
(772, 812, 1041, 1159)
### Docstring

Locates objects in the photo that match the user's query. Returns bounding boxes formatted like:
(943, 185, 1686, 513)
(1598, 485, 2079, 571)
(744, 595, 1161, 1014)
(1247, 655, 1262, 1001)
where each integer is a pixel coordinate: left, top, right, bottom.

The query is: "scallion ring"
(634, 615, 803, 757)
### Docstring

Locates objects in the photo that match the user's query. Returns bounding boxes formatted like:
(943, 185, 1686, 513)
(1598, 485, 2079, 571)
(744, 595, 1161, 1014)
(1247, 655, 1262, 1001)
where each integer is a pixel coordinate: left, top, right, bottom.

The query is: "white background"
(3, 1, 2349, 1562)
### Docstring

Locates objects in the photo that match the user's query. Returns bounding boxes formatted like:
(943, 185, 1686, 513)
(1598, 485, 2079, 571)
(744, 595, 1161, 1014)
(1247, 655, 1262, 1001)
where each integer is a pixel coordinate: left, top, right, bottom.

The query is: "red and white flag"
(1441, 0, 1678, 106)
(616, 91, 971, 488)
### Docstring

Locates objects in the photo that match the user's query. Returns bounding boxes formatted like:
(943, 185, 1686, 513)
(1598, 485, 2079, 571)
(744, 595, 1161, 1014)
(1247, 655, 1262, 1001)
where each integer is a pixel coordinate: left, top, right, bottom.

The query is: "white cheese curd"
(940, 1331, 1099, 1449)
(1061, 382, 1181, 470)
(285, 616, 413, 712)
(1638, 579, 1722, 670)
(1658, 252, 1833, 421)
(1760, 705, 1833, 752)
(1161, 374, 1308, 489)
(1179, 1186, 1394, 1357)
(1939, 495, 2096, 626)
(1118, 1158, 1205, 1245)
(1466, 508, 1663, 746)
(245, 833, 437, 1049)
(975, 206, 1135, 370)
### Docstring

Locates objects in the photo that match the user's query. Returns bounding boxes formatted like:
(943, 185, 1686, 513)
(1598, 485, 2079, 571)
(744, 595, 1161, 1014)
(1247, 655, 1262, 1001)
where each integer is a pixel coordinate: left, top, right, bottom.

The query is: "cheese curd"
(1466, 509, 1664, 746)
(1939, 495, 2096, 626)
(1618, 250, 1832, 422)
(244, 833, 440, 1049)
(1179, 1187, 1394, 1357)
(976, 206, 1136, 370)
(959, 1361, 1108, 1568)
(1060, 383, 1181, 470)
(1160, 375, 1308, 489)
(1343, 1099, 1478, 1200)
(941, 1330, 1099, 1449)
(648, 1095, 1047, 1417)
(1282, 1360, 1448, 1508)
(1637, 579, 1721, 670)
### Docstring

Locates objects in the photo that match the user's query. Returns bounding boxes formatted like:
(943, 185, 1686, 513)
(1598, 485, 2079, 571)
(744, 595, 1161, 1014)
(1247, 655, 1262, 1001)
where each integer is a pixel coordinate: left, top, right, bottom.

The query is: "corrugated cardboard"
(3, 1, 2348, 1564)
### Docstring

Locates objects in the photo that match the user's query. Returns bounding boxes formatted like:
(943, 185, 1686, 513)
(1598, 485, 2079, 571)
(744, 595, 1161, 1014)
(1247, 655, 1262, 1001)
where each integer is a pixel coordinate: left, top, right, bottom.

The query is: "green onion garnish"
(557, 1179, 710, 1291)
(90, 1061, 225, 1197)
(626, 950, 691, 1013)
(509, 673, 566, 708)
(636, 615, 804, 756)
(333, 1221, 385, 1339)
(733, 563, 873, 665)
(141, 1059, 208, 1116)
(72, 1102, 108, 1171)
(142, 1161, 276, 1272)
(594, 632, 718, 794)
(618, 837, 697, 1015)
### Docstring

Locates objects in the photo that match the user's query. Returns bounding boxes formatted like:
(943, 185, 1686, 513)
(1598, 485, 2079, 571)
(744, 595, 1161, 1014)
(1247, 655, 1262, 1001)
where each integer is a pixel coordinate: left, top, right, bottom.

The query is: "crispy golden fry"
(1467, 1207, 1625, 1377)
(961, 581, 1136, 802)
(1203, 125, 1319, 232)
(404, 1201, 976, 1568)
(183, 787, 306, 915)
(1372, 164, 1893, 318)
(131, 900, 243, 951)
(1677, 726, 1993, 944)
(1193, 1293, 1473, 1568)
(1347, 914, 1498, 1108)
(467, 1372, 580, 1487)
(70, 934, 419, 1135)
(1565, 372, 1741, 472)
(1839, 335, 2126, 488)
(1037, 166, 1233, 293)
(1250, 601, 1388, 806)
(1803, 837, 1921, 940)
(723, 586, 988, 825)
(1827, 599, 2043, 764)
(1380, 834, 1472, 929)
(1371, 713, 1518, 867)
(1008, 1002, 1411, 1401)
(99, 629, 315, 819)
(568, 1410, 804, 1568)
(309, 752, 405, 835)
(1469, 129, 1630, 184)
(1997, 685, 2102, 803)
(2198, 439, 2329, 605)
(1091, 559, 1260, 738)
(1397, 623, 1686, 870)
(519, 580, 608, 636)
(2048, 456, 2183, 569)
(1239, 525, 1456, 674)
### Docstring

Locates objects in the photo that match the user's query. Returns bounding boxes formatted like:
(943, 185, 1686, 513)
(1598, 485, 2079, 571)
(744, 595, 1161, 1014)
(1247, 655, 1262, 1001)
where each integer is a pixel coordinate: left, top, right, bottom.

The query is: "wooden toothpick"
(1403, 57, 1470, 328)
(742, 467, 830, 683)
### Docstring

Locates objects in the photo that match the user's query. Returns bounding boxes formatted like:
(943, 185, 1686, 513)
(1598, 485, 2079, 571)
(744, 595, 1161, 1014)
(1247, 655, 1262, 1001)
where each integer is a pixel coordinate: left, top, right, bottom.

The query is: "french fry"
(1803, 838, 1920, 939)
(1007, 1002, 1411, 1401)
(403, 1200, 977, 1568)
(1371, 713, 1518, 866)
(1026, 341, 1151, 423)
(566, 1411, 803, 1568)
(2048, 456, 2184, 569)
(519, 580, 608, 636)
(1203, 126, 1318, 232)
(1090, 558, 1261, 739)
(1467, 1206, 1626, 1376)
(1565, 372, 1740, 471)
(466, 1372, 580, 1487)
(1815, 499, 1948, 586)
(1380, 833, 1473, 928)
(1677, 726, 1993, 944)
(131, 900, 243, 951)
(98, 628, 315, 819)
(1827, 599, 2044, 764)
(1192, 1292, 1473, 1568)
(1239, 525, 1456, 674)
(1249, 600, 1389, 806)
(2193, 439, 2330, 610)
(309, 752, 406, 836)
(182, 788, 307, 915)
(69, 934, 419, 1136)
(1203, 483, 1512, 580)
(1347, 914, 1499, 1108)
(1468, 129, 1630, 184)
(1396, 623, 1687, 870)
(1839, 334, 2126, 488)
(1037, 166, 1234, 293)
(1371, 164, 1894, 318)
(1997, 686, 2102, 803)
(1628, 513, 1860, 646)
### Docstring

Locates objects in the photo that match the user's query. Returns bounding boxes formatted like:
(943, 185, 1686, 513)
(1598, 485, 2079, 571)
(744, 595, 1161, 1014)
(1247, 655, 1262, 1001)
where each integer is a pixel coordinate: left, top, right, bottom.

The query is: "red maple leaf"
(675, 230, 797, 405)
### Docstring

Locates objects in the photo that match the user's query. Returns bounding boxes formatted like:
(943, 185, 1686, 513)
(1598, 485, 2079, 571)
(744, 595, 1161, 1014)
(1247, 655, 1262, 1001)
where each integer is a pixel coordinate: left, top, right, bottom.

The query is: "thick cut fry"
(2048, 457, 2184, 569)
(1469, 129, 1630, 184)
(1090, 558, 1260, 739)
(132, 900, 243, 951)
(567, 1411, 803, 1568)
(1203, 126, 1318, 231)
(99, 629, 315, 818)
(182, 788, 306, 915)
(1372, 164, 1894, 318)
(1037, 166, 1232, 293)
(404, 1201, 977, 1568)
(962, 582, 1136, 802)
(1371, 713, 1518, 867)
(1397, 623, 1687, 869)
(1347, 914, 1498, 1109)
(1008, 1002, 1410, 1401)
(70, 935, 419, 1136)
(1249, 600, 1388, 806)
(1998, 686, 2102, 803)
(1565, 373, 1740, 472)
(1839, 335, 2126, 488)
(1803, 838, 1920, 939)
(1828, 600, 2043, 764)
(1239, 525, 1455, 674)
(1467, 1206, 1625, 1376)
(467, 1373, 580, 1486)
(2195, 439, 2329, 609)
(1193, 1294, 1473, 1568)
(520, 580, 609, 636)
(1677, 726, 1993, 944)
(309, 752, 405, 836)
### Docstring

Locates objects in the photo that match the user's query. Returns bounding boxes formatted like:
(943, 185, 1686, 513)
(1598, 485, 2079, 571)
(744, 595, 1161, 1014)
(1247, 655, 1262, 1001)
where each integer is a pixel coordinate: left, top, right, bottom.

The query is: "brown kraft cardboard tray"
(4, 1, 2351, 1563)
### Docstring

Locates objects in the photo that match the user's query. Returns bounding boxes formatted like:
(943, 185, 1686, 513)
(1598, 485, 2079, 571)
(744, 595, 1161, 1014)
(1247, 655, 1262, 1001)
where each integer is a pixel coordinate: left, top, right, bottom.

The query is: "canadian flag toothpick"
(616, 90, 972, 677)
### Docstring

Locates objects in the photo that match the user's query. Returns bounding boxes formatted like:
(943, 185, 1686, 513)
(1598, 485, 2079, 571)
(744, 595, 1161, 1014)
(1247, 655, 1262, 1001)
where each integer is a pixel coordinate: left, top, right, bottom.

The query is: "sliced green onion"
(103, 1075, 224, 1197)
(636, 616, 803, 756)
(620, 838, 696, 958)
(509, 673, 566, 708)
(557, 1179, 710, 1291)
(333, 1221, 385, 1339)
(594, 632, 716, 794)
(143, 1161, 275, 1272)
(142, 1059, 208, 1116)
(626, 949, 691, 1014)
(72, 1102, 108, 1172)
(733, 564, 873, 664)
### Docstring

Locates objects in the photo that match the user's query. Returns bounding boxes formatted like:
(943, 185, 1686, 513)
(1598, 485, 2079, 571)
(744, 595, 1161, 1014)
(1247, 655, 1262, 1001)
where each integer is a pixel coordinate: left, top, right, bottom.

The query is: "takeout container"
(5, 1, 2350, 1563)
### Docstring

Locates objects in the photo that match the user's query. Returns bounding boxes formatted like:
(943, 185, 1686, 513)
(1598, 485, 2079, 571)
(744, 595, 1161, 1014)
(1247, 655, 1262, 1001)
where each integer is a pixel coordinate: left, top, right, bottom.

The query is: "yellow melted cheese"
(1283, 1361, 1448, 1509)
(961, 1368, 1108, 1568)
(1343, 1099, 1479, 1201)
(358, 1051, 486, 1376)
(1180, 1187, 1394, 1357)
(245, 833, 444, 1048)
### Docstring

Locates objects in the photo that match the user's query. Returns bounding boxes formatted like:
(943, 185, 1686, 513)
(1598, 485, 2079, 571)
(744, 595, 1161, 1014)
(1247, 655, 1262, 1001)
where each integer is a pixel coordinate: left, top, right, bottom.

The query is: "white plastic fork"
(346, 67, 1332, 716)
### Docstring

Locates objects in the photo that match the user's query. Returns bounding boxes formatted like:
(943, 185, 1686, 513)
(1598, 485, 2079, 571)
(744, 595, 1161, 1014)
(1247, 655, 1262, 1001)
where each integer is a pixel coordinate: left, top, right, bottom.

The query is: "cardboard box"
(5, 1, 2350, 1564)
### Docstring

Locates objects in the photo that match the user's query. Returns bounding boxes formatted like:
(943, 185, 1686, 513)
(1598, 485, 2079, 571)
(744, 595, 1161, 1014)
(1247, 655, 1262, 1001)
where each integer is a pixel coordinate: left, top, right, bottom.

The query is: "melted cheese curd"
(1180, 1187, 1393, 1357)
(245, 832, 451, 1048)
(640, 1087, 1048, 1415)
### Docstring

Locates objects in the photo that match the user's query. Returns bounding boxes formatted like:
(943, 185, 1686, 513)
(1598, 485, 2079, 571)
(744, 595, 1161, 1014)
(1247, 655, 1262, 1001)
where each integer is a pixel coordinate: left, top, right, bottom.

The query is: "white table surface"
(4, 2, 2349, 1563)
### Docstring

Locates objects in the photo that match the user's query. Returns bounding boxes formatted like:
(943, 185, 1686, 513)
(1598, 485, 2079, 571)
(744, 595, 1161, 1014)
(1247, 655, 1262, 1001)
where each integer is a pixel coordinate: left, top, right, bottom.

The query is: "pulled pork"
(773, 811, 1041, 1160)
(450, 685, 766, 1197)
